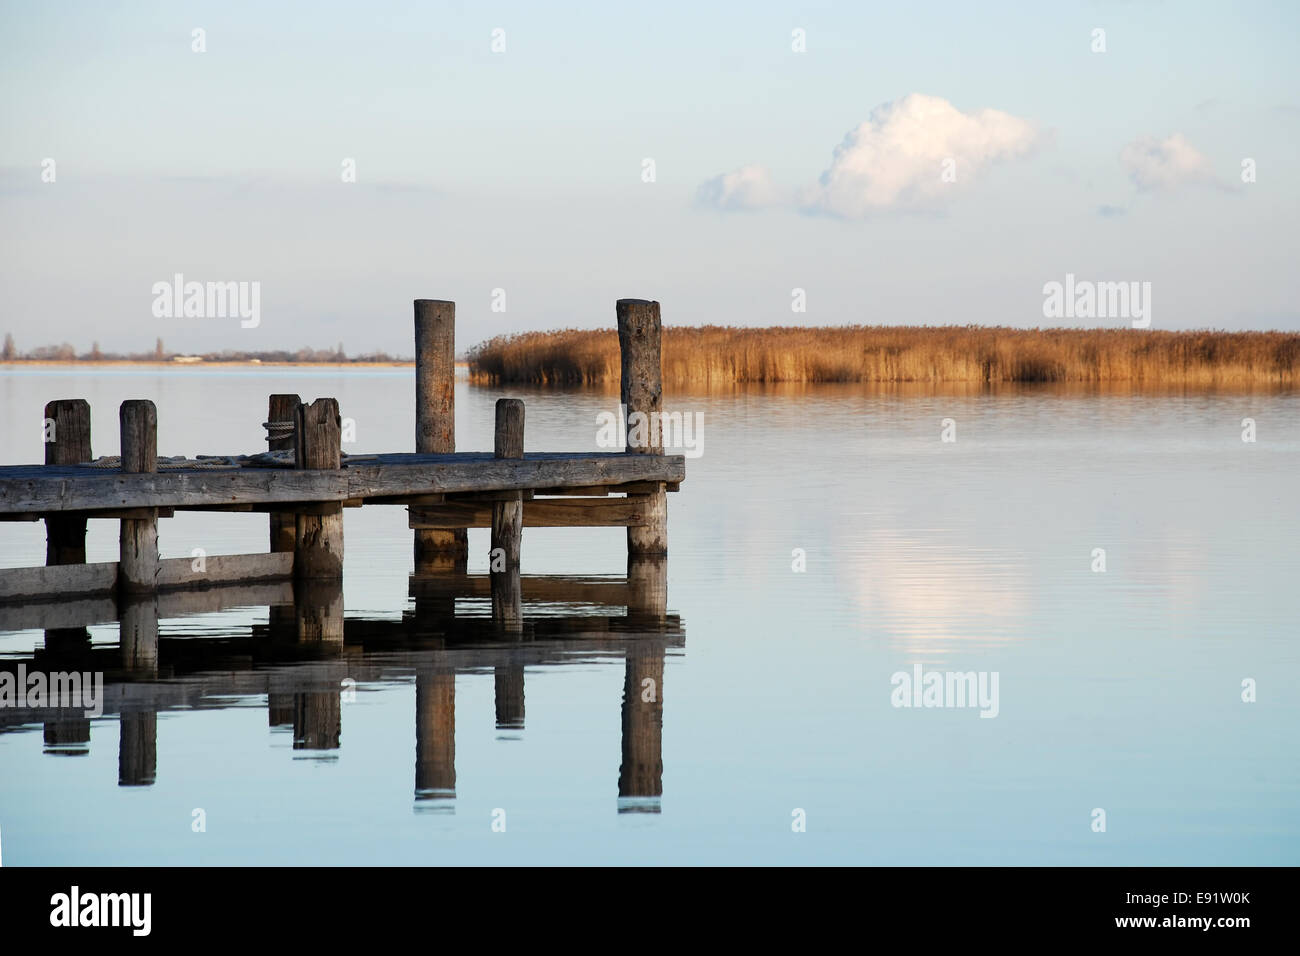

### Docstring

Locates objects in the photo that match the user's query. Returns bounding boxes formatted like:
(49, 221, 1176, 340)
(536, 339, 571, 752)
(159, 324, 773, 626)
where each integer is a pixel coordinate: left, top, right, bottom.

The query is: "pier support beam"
(294, 399, 344, 580)
(267, 394, 301, 553)
(414, 299, 468, 572)
(617, 299, 668, 557)
(118, 401, 159, 594)
(44, 399, 91, 566)
(491, 399, 524, 631)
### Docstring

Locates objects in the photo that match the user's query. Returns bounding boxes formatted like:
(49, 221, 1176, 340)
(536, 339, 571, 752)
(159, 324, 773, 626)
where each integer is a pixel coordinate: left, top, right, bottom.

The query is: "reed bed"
(468, 326, 1300, 388)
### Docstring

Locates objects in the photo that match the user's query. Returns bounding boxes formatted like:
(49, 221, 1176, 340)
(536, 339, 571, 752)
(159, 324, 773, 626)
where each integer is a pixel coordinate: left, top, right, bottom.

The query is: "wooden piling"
(491, 399, 524, 631)
(617, 299, 668, 556)
(44, 400, 91, 566)
(118, 401, 159, 593)
(294, 399, 344, 580)
(267, 394, 301, 553)
(414, 299, 468, 570)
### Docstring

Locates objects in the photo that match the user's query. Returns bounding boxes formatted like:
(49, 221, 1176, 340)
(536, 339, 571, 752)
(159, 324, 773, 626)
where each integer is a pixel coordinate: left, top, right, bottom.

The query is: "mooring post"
(44, 399, 91, 566)
(118, 400, 159, 594)
(491, 398, 524, 631)
(414, 299, 467, 572)
(616, 299, 668, 557)
(267, 393, 302, 553)
(294, 398, 344, 580)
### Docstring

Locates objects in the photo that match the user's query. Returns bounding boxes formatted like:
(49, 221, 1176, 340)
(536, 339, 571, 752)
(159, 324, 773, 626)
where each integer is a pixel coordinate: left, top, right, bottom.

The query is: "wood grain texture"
(43, 399, 91, 565)
(0, 454, 684, 513)
(118, 400, 159, 593)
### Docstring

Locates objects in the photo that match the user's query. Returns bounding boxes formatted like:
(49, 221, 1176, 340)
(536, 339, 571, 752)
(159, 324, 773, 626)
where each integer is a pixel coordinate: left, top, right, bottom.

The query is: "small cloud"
(1120, 133, 1223, 191)
(801, 93, 1042, 218)
(695, 164, 781, 211)
(1097, 204, 1127, 218)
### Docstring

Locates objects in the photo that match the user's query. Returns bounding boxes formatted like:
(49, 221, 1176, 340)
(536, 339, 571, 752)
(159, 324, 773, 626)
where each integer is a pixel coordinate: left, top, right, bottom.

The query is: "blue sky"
(1, 0, 1297, 353)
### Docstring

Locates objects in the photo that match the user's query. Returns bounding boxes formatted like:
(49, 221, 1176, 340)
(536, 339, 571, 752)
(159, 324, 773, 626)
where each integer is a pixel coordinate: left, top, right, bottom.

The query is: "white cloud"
(695, 164, 781, 211)
(1120, 133, 1221, 191)
(801, 93, 1041, 218)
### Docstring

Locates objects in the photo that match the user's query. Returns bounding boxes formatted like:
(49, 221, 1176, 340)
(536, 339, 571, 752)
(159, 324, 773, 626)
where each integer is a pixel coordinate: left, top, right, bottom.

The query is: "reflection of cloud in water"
(837, 527, 1029, 655)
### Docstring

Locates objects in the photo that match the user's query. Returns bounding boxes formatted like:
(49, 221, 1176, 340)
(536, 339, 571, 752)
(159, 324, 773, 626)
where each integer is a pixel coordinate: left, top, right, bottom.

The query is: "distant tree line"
(1, 334, 411, 364)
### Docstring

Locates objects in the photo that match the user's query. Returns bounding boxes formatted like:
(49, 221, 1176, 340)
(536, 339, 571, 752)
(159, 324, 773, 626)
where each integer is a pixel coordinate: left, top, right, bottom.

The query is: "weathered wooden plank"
(0, 552, 295, 606)
(0, 562, 119, 602)
(157, 552, 294, 588)
(409, 573, 631, 606)
(0, 579, 293, 631)
(410, 496, 650, 529)
(0, 454, 685, 514)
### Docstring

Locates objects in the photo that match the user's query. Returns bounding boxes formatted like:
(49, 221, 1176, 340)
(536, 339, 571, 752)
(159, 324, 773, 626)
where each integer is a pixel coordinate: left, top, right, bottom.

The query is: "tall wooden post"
(491, 399, 524, 631)
(617, 299, 667, 556)
(414, 299, 467, 571)
(294, 398, 344, 580)
(118, 400, 159, 593)
(268, 394, 301, 553)
(44, 399, 91, 566)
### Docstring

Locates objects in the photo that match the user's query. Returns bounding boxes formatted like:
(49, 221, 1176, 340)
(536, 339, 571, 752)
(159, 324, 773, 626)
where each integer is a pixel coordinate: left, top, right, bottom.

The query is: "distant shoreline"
(469, 326, 1300, 387)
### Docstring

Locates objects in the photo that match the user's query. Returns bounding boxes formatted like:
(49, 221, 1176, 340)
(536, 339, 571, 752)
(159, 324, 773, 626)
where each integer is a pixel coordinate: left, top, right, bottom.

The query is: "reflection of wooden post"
(268, 394, 301, 553)
(494, 664, 525, 730)
(414, 300, 467, 571)
(294, 579, 344, 644)
(415, 664, 456, 801)
(268, 693, 295, 727)
(617, 299, 667, 557)
(491, 399, 524, 631)
(120, 595, 159, 675)
(618, 644, 665, 811)
(43, 718, 90, 756)
(626, 555, 667, 622)
(118, 711, 157, 786)
(293, 692, 341, 750)
(44, 399, 91, 565)
(294, 399, 344, 580)
(118, 400, 159, 593)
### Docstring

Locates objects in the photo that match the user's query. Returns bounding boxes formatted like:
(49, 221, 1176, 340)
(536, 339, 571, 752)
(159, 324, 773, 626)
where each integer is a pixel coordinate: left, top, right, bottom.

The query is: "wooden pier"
(0, 299, 684, 604)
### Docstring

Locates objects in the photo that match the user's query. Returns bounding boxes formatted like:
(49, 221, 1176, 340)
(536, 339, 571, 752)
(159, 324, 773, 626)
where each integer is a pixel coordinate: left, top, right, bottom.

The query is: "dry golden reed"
(468, 326, 1300, 388)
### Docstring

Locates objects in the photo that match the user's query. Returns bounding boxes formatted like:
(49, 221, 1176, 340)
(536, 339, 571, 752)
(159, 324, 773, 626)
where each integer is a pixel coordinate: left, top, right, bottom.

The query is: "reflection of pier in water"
(0, 561, 681, 812)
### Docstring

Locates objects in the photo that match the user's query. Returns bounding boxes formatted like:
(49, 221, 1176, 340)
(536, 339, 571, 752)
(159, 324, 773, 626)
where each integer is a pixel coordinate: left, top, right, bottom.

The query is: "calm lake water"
(1, 367, 1297, 865)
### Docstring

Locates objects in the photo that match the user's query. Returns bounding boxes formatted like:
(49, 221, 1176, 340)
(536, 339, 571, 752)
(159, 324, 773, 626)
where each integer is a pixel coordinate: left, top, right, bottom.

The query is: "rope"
(263, 420, 295, 442)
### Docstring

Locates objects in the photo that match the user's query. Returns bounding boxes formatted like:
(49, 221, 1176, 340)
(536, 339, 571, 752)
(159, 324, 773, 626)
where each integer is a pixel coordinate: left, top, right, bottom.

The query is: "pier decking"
(0, 299, 683, 606)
